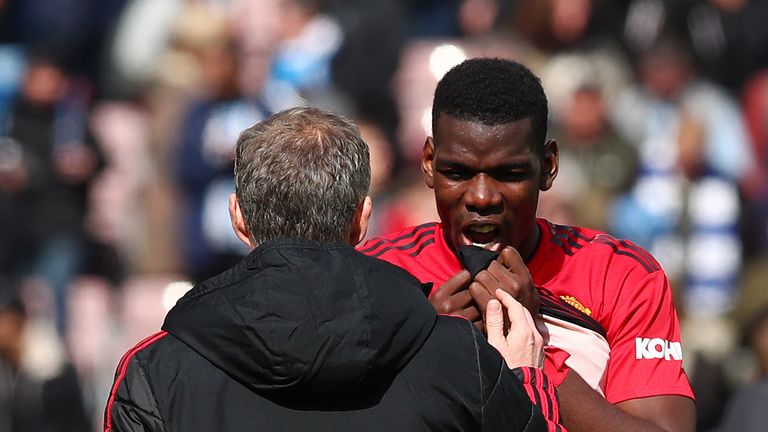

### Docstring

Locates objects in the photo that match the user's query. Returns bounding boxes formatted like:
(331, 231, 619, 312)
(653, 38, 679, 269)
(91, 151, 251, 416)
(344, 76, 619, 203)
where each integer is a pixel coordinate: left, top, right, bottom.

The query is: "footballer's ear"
(540, 139, 559, 191)
(229, 194, 255, 249)
(422, 137, 436, 189)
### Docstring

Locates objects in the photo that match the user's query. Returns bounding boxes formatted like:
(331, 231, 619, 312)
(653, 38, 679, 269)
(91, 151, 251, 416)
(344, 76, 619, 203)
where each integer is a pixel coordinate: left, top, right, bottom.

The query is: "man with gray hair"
(102, 107, 563, 432)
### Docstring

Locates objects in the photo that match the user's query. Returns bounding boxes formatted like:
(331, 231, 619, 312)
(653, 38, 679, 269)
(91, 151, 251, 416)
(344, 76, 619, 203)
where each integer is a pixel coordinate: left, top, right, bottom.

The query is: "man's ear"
(540, 139, 559, 191)
(348, 196, 373, 246)
(422, 137, 436, 189)
(229, 194, 255, 249)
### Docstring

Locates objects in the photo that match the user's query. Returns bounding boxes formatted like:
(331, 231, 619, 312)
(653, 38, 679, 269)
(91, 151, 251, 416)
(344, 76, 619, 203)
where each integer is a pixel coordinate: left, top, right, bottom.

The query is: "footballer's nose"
(465, 174, 502, 214)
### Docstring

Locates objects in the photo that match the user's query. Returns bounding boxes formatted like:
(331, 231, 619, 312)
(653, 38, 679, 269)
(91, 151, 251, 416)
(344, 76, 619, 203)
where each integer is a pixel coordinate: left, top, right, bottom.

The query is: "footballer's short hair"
(432, 58, 549, 148)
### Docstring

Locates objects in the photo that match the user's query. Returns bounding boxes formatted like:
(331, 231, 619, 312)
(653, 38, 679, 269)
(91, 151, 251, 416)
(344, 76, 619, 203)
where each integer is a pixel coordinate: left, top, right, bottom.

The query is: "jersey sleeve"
(601, 268, 694, 404)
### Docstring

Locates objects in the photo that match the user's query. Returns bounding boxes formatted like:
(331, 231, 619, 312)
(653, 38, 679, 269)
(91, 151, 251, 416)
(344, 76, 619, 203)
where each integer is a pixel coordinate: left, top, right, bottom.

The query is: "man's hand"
(485, 289, 544, 369)
(469, 247, 540, 327)
(428, 270, 479, 323)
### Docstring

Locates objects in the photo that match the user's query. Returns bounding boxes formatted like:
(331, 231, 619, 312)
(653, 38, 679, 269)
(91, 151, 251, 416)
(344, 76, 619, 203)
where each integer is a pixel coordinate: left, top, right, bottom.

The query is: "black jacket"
(104, 239, 560, 431)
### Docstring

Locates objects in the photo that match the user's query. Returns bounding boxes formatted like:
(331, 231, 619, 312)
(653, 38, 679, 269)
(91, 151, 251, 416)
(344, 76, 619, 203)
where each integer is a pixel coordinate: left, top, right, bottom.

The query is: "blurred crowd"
(1, 0, 768, 430)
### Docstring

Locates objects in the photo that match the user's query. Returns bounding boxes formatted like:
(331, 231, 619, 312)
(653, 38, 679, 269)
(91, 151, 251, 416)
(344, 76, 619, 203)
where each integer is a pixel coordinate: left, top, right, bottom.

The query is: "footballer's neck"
(520, 221, 541, 263)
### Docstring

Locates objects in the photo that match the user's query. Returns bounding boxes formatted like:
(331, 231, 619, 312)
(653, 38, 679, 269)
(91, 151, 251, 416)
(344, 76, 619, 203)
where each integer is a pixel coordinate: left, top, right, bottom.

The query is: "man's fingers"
(469, 281, 494, 316)
(431, 289, 472, 315)
(497, 246, 528, 275)
(473, 270, 498, 293)
(484, 299, 505, 346)
(441, 269, 472, 293)
(487, 262, 521, 295)
(495, 288, 531, 334)
(487, 257, 540, 316)
(461, 305, 482, 323)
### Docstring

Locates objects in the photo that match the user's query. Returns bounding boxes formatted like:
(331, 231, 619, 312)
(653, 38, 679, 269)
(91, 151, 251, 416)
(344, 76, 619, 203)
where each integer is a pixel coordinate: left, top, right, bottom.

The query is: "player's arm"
(558, 369, 694, 432)
(558, 258, 695, 432)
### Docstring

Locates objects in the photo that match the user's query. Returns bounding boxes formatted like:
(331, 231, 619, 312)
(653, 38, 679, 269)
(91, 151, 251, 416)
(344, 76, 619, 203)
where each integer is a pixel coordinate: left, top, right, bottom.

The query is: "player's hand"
(485, 288, 544, 369)
(429, 270, 480, 324)
(469, 246, 540, 327)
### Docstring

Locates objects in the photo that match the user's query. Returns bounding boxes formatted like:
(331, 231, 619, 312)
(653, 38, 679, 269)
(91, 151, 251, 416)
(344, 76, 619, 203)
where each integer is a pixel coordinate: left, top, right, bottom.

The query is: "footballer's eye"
(493, 170, 528, 182)
(441, 169, 472, 181)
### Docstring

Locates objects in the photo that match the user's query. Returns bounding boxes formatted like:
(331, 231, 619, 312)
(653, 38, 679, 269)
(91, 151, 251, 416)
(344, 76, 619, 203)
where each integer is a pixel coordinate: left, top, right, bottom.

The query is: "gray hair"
(234, 107, 370, 244)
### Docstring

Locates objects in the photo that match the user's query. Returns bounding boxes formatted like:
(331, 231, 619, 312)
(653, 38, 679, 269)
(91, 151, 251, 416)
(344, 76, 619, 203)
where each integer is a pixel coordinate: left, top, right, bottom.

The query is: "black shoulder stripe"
(565, 225, 592, 242)
(359, 222, 437, 254)
(369, 229, 436, 258)
(592, 238, 659, 273)
(617, 239, 660, 271)
(408, 237, 435, 257)
(358, 239, 388, 255)
(553, 224, 591, 243)
(553, 232, 584, 250)
(551, 224, 592, 255)
(614, 250, 657, 273)
(549, 236, 574, 255)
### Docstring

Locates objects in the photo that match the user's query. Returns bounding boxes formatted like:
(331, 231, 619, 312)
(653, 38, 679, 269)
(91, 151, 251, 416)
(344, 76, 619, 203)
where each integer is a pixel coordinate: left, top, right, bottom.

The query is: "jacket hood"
(162, 238, 436, 399)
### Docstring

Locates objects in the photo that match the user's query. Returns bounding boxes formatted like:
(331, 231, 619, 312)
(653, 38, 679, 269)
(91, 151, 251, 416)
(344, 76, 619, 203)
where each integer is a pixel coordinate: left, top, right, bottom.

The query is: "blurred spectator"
(405, 0, 499, 38)
(103, 0, 184, 98)
(0, 54, 103, 334)
(0, 45, 24, 128)
(543, 84, 639, 231)
(539, 43, 636, 230)
(504, 0, 627, 54)
(367, 173, 439, 237)
(175, 30, 302, 282)
(1, 0, 128, 86)
(740, 69, 768, 256)
(716, 303, 768, 431)
(610, 34, 753, 317)
(622, 0, 768, 92)
(1, 0, 91, 70)
(330, 0, 408, 163)
(358, 118, 394, 199)
(271, 0, 342, 95)
(357, 115, 441, 238)
(681, 312, 737, 431)
(0, 284, 90, 432)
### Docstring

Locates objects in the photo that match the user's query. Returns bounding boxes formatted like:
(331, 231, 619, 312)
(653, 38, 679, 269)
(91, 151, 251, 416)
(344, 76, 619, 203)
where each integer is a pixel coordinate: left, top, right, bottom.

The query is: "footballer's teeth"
(469, 225, 496, 233)
(472, 242, 492, 248)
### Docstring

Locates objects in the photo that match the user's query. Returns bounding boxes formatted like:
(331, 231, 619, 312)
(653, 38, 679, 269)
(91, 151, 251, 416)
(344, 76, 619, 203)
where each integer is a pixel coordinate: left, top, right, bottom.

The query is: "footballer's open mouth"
(460, 222, 502, 251)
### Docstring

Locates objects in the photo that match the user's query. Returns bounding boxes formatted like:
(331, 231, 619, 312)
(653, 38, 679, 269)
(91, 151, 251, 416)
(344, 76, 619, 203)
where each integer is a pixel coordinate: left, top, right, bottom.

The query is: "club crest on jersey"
(560, 295, 591, 316)
(635, 338, 683, 360)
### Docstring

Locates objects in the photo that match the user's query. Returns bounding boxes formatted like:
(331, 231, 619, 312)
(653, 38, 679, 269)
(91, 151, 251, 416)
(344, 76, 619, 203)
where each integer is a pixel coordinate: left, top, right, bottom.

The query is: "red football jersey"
(358, 218, 694, 404)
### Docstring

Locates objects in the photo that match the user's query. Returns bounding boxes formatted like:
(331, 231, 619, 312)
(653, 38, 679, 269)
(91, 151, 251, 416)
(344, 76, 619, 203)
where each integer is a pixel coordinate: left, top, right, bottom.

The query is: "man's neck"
(520, 221, 541, 263)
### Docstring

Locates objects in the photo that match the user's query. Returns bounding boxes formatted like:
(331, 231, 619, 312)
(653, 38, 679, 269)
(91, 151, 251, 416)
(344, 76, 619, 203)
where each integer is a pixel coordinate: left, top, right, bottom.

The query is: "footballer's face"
(422, 115, 558, 259)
